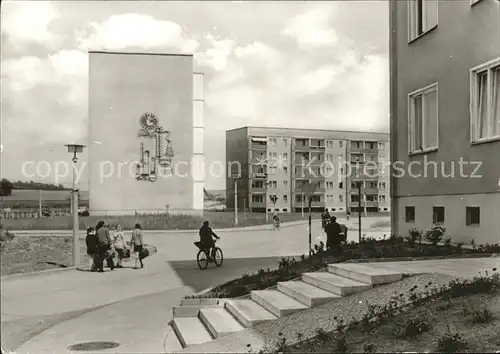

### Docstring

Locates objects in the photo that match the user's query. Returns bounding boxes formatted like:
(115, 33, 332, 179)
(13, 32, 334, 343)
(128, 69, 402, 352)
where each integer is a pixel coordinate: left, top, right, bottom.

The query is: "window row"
(408, 58, 500, 154)
(405, 206, 480, 225)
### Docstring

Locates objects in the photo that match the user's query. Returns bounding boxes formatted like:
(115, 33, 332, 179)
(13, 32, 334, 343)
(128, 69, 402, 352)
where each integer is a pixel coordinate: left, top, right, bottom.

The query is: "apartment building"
(389, 0, 500, 244)
(226, 127, 390, 214)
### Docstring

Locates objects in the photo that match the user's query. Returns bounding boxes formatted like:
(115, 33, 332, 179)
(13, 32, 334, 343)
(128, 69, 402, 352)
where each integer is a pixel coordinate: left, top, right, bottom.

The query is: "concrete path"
(1, 219, 389, 353)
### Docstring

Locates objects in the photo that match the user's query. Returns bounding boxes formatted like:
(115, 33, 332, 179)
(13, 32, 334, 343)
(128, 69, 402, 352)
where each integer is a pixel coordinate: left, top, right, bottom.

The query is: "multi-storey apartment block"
(390, 0, 500, 244)
(226, 127, 390, 214)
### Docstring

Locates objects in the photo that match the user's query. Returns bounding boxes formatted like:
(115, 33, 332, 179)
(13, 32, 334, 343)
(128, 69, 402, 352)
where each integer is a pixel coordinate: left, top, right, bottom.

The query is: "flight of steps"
(165, 263, 403, 353)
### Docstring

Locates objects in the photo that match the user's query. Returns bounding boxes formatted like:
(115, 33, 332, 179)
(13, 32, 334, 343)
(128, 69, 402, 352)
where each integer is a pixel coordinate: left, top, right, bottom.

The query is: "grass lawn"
(2, 212, 327, 230)
(282, 272, 500, 353)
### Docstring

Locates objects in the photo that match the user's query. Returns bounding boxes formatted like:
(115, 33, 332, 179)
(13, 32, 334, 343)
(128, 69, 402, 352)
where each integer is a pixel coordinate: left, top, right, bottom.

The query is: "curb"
(1, 265, 78, 281)
(344, 252, 500, 264)
(10, 220, 320, 235)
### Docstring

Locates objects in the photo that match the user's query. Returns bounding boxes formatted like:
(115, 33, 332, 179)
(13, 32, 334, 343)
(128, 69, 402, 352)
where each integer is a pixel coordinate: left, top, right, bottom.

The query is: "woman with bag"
(85, 226, 98, 271)
(130, 223, 146, 269)
(113, 224, 126, 268)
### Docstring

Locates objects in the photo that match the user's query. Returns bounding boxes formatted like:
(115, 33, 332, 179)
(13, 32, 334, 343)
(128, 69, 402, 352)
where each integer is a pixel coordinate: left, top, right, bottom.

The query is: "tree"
(1, 179, 13, 196)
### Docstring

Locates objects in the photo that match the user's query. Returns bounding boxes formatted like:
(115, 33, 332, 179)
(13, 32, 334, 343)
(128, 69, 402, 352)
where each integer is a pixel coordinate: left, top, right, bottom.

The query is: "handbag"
(139, 248, 149, 260)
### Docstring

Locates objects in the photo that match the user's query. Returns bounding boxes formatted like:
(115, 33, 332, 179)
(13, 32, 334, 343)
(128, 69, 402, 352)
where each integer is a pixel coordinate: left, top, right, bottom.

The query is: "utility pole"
(65, 144, 85, 267)
(232, 175, 240, 226)
(358, 182, 362, 243)
(301, 192, 305, 218)
(38, 189, 42, 217)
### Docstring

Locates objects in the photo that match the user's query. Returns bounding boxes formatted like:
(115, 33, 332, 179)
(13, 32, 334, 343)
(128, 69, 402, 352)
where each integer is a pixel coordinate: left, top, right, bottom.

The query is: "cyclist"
(199, 221, 220, 259)
(272, 210, 280, 229)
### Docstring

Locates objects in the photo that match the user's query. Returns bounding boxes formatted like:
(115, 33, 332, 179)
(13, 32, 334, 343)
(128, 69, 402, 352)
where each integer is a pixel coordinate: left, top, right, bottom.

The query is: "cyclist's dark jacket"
(199, 225, 218, 247)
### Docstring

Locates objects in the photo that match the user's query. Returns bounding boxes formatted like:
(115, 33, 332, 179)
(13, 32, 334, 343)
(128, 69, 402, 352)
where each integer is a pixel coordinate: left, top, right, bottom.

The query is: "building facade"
(226, 127, 390, 214)
(389, 0, 500, 244)
(88, 51, 204, 215)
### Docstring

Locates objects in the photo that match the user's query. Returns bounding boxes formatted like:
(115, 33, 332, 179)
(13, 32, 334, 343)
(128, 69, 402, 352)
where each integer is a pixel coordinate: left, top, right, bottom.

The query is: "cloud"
(281, 4, 339, 49)
(2, 1, 60, 45)
(195, 34, 235, 71)
(76, 13, 199, 53)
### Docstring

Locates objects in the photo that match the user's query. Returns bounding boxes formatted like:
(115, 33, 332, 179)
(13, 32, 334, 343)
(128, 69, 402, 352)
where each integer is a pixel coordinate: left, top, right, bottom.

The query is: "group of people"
(85, 222, 147, 272)
(322, 209, 348, 254)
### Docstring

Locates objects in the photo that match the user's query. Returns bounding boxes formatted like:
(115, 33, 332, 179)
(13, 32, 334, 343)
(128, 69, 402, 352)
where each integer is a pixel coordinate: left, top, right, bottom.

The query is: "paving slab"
(328, 263, 403, 285)
(251, 290, 308, 317)
(277, 281, 340, 307)
(199, 307, 244, 338)
(302, 272, 372, 296)
(224, 299, 277, 328)
(172, 317, 213, 348)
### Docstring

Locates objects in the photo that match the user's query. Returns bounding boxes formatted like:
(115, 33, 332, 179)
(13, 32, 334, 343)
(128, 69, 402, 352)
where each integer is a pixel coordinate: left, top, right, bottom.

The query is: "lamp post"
(265, 181, 270, 222)
(232, 174, 241, 226)
(354, 155, 363, 243)
(301, 180, 318, 255)
(65, 144, 85, 267)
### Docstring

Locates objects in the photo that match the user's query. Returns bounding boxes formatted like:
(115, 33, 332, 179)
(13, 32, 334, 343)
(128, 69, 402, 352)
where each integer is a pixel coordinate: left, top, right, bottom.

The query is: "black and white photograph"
(1, 0, 499, 353)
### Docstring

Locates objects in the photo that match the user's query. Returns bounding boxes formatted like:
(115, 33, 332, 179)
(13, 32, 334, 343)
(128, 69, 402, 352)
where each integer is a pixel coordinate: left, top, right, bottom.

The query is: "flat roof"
(226, 126, 389, 135)
(88, 50, 194, 57)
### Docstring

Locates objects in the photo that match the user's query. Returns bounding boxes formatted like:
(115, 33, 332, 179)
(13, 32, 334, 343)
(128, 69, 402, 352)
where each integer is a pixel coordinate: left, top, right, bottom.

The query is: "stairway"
(165, 263, 403, 353)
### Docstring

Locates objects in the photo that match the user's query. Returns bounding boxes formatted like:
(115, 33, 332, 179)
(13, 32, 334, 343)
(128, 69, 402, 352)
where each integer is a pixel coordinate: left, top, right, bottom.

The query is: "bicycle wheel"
(197, 249, 209, 270)
(213, 247, 224, 267)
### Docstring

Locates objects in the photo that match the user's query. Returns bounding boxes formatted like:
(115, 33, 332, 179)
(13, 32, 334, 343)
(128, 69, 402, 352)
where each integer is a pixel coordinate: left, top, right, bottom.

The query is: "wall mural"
(135, 112, 174, 182)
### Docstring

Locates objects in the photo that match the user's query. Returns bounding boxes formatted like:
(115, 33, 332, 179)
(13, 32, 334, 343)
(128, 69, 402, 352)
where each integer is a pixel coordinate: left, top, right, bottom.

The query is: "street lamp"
(300, 180, 318, 255)
(65, 144, 85, 267)
(265, 181, 270, 222)
(355, 155, 363, 243)
(232, 174, 241, 226)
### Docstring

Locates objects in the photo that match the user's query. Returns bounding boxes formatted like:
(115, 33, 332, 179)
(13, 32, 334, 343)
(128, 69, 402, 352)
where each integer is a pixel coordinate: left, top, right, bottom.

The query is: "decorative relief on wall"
(135, 112, 174, 182)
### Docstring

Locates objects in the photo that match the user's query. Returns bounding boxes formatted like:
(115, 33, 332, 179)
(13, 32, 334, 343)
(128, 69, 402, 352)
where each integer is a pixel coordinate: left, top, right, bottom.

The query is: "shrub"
(435, 331, 467, 353)
(363, 343, 376, 353)
(392, 316, 430, 339)
(407, 228, 422, 246)
(471, 304, 494, 324)
(424, 225, 446, 246)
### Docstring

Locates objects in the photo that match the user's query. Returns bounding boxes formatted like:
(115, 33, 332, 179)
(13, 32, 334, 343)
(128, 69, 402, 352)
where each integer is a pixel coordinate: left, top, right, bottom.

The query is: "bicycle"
(272, 218, 280, 231)
(194, 240, 224, 270)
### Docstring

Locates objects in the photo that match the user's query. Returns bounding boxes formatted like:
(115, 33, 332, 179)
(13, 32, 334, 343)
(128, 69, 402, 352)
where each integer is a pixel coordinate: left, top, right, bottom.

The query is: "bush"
(425, 225, 446, 245)
(407, 228, 422, 246)
(392, 316, 430, 339)
(470, 304, 494, 324)
(435, 331, 467, 353)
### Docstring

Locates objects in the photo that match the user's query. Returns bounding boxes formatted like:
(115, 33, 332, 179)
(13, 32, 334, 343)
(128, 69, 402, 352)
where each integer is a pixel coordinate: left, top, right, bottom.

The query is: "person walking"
(85, 226, 97, 271)
(96, 221, 114, 272)
(113, 224, 126, 268)
(130, 223, 145, 269)
(325, 216, 343, 255)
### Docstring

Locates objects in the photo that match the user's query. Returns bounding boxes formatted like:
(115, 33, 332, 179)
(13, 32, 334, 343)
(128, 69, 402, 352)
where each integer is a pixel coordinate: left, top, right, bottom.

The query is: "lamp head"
(65, 144, 85, 154)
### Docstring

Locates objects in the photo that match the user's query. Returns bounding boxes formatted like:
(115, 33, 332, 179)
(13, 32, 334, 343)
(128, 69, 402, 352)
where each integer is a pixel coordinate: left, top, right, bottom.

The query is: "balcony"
(309, 139, 325, 149)
(251, 173, 268, 179)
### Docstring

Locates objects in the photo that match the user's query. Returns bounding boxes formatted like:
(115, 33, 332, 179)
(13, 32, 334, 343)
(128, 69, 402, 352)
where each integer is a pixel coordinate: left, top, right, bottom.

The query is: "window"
(283, 195, 288, 202)
(252, 180, 264, 188)
(351, 195, 360, 202)
(252, 195, 263, 203)
(295, 194, 303, 203)
(367, 181, 377, 188)
(339, 182, 343, 189)
(471, 58, 500, 143)
(408, 83, 439, 153)
(379, 195, 386, 203)
(283, 208, 288, 212)
(351, 141, 362, 149)
(408, 0, 438, 42)
(466, 207, 480, 225)
(283, 138, 288, 146)
(269, 138, 277, 145)
(378, 142, 385, 150)
(283, 166, 288, 174)
(282, 152, 288, 160)
(268, 181, 277, 188)
(339, 195, 343, 203)
(405, 206, 415, 222)
(366, 195, 378, 202)
(269, 152, 277, 160)
(326, 195, 334, 202)
(326, 181, 334, 189)
(379, 182, 386, 189)
(326, 140, 334, 149)
(269, 166, 277, 174)
(326, 154, 334, 162)
(339, 141, 343, 148)
(311, 195, 321, 203)
(366, 142, 376, 149)
(283, 180, 288, 187)
(433, 206, 445, 224)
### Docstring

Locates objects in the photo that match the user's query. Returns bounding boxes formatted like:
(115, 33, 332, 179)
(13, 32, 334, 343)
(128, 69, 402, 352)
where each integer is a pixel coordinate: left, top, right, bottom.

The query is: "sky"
(0, 0, 389, 190)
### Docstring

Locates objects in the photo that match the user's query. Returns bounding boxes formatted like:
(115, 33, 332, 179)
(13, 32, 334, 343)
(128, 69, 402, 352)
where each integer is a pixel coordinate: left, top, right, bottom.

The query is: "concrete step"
(277, 280, 340, 307)
(164, 324, 183, 353)
(250, 289, 308, 317)
(198, 307, 245, 339)
(173, 304, 221, 318)
(302, 272, 372, 296)
(171, 317, 213, 348)
(328, 263, 403, 285)
(224, 299, 278, 327)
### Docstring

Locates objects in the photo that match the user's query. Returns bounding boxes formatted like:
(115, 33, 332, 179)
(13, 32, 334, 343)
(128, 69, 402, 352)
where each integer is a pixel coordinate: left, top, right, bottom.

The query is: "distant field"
(3, 189, 89, 202)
